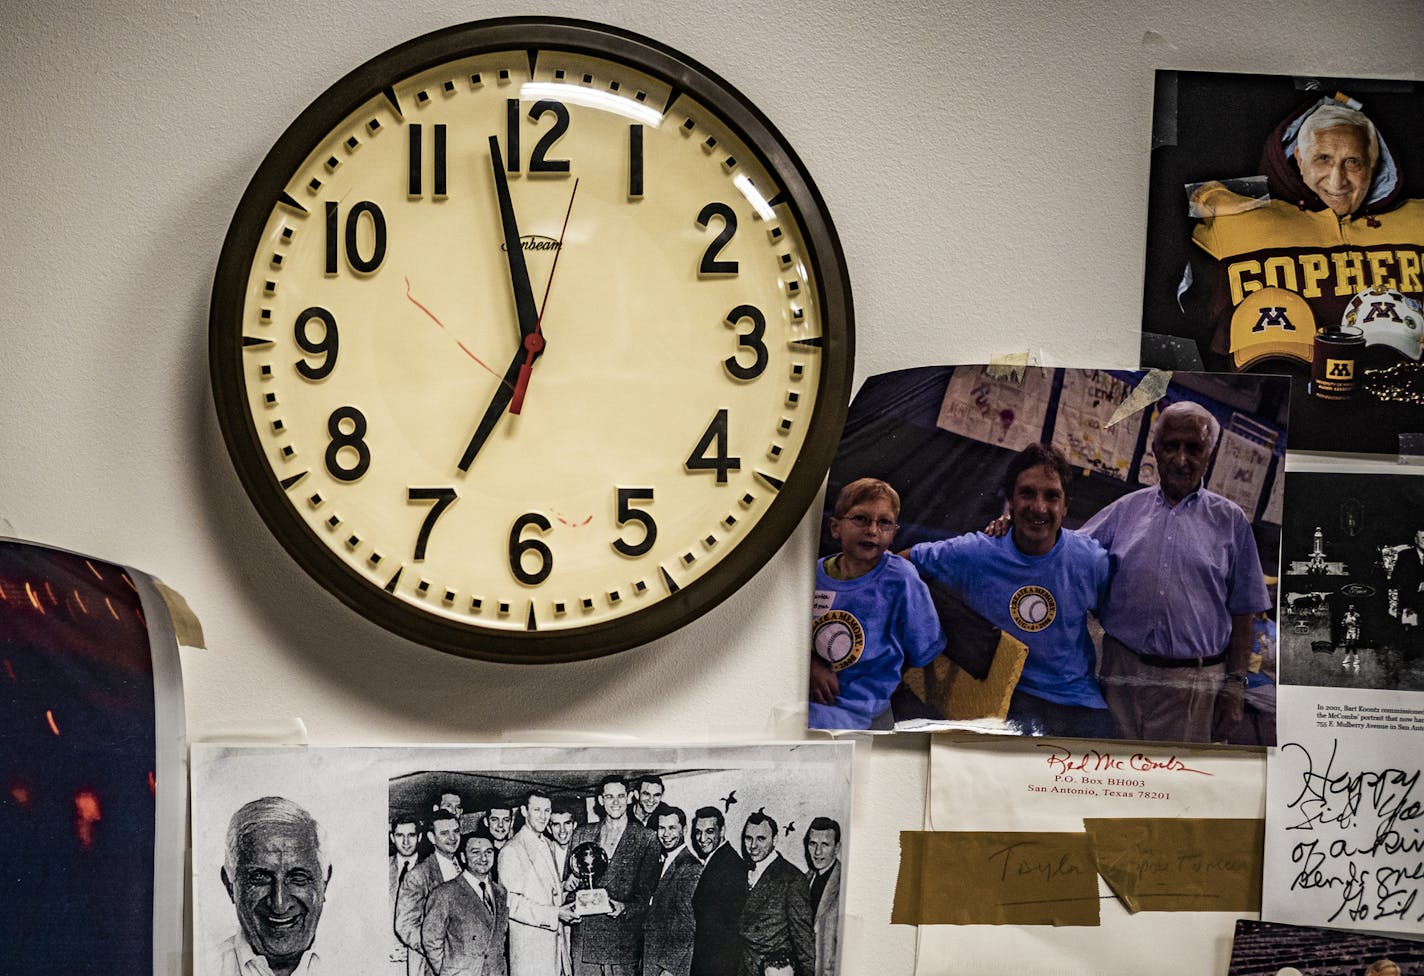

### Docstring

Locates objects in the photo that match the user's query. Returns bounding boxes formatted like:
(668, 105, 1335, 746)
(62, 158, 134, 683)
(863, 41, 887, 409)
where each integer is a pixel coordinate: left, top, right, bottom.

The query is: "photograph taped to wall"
(808, 365, 1287, 747)
(1227, 919, 1424, 976)
(0, 538, 187, 976)
(1278, 470, 1424, 691)
(1262, 470, 1424, 937)
(1141, 70, 1424, 455)
(191, 742, 852, 976)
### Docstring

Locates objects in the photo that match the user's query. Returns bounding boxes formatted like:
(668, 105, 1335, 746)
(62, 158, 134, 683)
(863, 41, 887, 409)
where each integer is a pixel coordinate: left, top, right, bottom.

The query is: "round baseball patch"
(1009, 585, 1057, 632)
(813, 610, 865, 671)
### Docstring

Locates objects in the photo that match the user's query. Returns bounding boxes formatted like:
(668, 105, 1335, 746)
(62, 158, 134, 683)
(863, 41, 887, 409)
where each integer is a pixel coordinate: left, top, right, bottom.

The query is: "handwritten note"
(893, 831, 1100, 926)
(917, 737, 1266, 975)
(1264, 686, 1424, 935)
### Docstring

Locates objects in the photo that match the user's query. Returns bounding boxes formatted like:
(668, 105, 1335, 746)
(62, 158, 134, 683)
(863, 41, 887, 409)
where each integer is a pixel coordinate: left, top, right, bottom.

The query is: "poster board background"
(2, 3, 1421, 974)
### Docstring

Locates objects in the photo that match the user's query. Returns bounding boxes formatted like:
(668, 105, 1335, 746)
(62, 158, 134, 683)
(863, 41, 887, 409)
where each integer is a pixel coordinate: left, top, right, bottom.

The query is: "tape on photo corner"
(153, 580, 206, 649)
(1106, 369, 1173, 428)
(985, 351, 1031, 382)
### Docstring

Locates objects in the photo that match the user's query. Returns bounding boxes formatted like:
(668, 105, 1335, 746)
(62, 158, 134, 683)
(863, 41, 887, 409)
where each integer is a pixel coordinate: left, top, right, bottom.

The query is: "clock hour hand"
(458, 349, 525, 472)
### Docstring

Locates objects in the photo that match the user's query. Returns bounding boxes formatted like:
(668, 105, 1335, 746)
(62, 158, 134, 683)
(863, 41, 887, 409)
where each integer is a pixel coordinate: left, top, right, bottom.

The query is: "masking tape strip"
(153, 580, 205, 649)
(1106, 369, 1172, 428)
(892, 830, 1101, 926)
(985, 351, 1031, 382)
(1082, 817, 1263, 913)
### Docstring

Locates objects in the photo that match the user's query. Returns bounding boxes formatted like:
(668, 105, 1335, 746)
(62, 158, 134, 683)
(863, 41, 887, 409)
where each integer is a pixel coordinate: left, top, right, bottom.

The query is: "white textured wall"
(2, 1, 1420, 972)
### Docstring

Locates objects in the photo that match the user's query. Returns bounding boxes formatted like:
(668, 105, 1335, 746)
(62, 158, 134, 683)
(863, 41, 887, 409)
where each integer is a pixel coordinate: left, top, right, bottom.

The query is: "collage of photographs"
(5, 22, 1424, 976)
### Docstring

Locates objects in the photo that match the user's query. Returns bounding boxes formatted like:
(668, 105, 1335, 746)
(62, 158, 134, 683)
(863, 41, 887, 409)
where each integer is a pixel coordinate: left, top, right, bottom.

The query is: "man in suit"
(421, 832, 508, 976)
(801, 819, 841, 976)
(689, 807, 745, 976)
(643, 805, 704, 976)
(485, 806, 515, 853)
(737, 813, 813, 976)
(547, 803, 578, 878)
(630, 776, 665, 827)
(1394, 528, 1424, 658)
(502, 790, 576, 976)
(390, 816, 424, 972)
(397, 808, 465, 976)
(565, 774, 662, 975)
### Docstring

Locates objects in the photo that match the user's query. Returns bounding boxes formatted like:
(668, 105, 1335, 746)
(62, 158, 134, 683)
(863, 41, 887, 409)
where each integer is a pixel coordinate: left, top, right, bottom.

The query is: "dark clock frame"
(209, 17, 855, 663)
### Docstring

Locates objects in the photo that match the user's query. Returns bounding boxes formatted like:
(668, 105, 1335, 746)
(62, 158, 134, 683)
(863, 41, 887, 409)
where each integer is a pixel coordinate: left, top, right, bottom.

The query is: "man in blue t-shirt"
(906, 443, 1113, 738)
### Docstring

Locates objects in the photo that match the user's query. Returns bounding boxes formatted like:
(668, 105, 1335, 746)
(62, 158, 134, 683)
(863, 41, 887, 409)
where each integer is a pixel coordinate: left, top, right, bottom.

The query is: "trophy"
(569, 841, 613, 916)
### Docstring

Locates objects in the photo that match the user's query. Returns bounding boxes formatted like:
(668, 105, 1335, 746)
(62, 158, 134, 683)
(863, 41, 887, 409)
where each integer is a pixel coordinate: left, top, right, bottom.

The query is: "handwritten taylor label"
(893, 830, 1100, 925)
(1264, 686, 1424, 936)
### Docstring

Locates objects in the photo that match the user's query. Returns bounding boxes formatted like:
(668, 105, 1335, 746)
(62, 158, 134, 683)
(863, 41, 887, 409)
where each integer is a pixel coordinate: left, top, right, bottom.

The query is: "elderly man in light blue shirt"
(1082, 400, 1271, 743)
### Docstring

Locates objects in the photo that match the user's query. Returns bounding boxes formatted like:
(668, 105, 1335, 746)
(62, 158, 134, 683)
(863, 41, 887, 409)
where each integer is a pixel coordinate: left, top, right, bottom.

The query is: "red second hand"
(510, 177, 579, 415)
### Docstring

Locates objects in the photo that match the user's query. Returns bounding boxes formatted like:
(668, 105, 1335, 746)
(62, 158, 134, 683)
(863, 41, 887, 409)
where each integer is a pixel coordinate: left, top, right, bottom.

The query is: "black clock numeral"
(722, 304, 768, 381)
(685, 409, 741, 484)
(505, 98, 521, 172)
(696, 202, 738, 275)
(509, 512, 553, 585)
(527, 100, 571, 173)
(613, 488, 657, 557)
(408, 123, 447, 198)
(293, 306, 339, 380)
(324, 406, 371, 482)
(407, 487, 457, 560)
(505, 98, 571, 174)
(629, 124, 644, 198)
(325, 201, 387, 274)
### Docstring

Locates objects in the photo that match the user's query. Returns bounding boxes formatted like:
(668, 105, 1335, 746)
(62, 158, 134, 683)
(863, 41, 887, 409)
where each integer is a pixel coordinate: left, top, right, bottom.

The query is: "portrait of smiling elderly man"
(1141, 71, 1424, 455)
(213, 795, 331, 976)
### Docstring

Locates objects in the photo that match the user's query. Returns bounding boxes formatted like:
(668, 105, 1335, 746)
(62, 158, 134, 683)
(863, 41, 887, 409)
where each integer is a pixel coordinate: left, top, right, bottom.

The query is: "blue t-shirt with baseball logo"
(908, 531, 1110, 709)
(810, 552, 946, 730)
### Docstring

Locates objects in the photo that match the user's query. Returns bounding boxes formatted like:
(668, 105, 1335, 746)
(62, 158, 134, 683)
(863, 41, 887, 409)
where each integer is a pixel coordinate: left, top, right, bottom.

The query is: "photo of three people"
(808, 365, 1288, 747)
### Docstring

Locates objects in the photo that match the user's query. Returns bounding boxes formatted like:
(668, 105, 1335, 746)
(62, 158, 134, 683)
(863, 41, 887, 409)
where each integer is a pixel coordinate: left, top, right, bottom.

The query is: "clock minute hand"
(488, 135, 541, 342)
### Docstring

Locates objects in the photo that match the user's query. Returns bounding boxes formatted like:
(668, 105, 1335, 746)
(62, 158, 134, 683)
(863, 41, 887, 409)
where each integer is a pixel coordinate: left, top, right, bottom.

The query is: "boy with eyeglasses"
(809, 478, 945, 730)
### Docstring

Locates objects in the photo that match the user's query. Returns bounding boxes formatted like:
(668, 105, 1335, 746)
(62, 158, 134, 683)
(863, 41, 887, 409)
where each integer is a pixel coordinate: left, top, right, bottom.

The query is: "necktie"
(481, 881, 494, 913)
(397, 861, 410, 890)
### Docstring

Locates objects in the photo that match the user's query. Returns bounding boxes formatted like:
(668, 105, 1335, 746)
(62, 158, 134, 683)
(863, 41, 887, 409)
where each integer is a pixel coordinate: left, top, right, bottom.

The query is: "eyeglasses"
(838, 514, 898, 533)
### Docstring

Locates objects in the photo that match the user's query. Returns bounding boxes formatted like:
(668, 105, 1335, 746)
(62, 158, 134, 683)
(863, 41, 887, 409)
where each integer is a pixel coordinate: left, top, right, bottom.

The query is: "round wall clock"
(209, 18, 854, 662)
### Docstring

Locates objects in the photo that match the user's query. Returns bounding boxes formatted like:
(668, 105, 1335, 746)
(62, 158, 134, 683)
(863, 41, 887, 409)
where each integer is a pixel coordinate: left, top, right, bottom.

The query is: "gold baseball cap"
(1229, 287, 1317, 369)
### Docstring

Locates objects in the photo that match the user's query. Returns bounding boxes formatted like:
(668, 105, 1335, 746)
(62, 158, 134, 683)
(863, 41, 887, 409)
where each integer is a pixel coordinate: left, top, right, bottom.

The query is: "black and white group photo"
(192, 744, 852, 976)
(1279, 471, 1424, 692)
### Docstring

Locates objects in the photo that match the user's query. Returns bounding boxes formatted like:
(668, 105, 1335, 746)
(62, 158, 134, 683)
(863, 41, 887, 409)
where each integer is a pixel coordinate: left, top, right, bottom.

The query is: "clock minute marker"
(276, 192, 307, 214)
(381, 86, 403, 119)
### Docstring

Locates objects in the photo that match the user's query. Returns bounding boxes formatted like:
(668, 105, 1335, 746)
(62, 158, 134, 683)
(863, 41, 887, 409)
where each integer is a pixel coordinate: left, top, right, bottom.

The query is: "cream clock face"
(210, 19, 853, 662)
